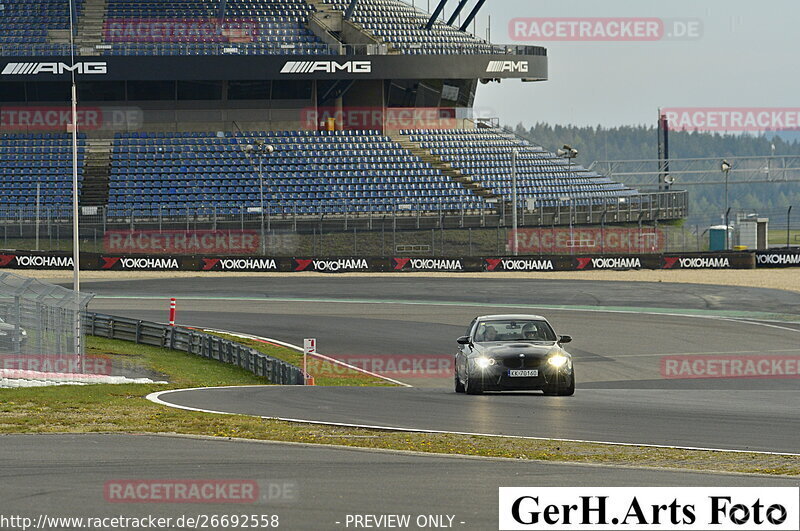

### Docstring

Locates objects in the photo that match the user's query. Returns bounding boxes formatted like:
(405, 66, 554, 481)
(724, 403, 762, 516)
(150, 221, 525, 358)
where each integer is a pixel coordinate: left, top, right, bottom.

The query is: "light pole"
(721, 160, 732, 250)
(559, 195, 572, 253)
(243, 140, 274, 255)
(557, 145, 579, 251)
(68, 0, 82, 362)
(557, 144, 578, 174)
(511, 148, 519, 256)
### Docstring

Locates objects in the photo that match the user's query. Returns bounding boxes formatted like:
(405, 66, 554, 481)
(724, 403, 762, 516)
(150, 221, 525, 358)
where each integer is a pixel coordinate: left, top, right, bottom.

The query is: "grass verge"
(0, 336, 797, 476)
(204, 331, 394, 387)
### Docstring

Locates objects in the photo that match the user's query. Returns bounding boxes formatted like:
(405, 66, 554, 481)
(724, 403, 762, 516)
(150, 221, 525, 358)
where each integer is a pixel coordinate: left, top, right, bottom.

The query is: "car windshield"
(473, 320, 557, 342)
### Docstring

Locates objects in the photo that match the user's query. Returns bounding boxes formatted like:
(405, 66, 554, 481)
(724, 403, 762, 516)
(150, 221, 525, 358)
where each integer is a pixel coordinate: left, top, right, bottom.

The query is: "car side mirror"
(457, 336, 471, 345)
(559, 335, 572, 344)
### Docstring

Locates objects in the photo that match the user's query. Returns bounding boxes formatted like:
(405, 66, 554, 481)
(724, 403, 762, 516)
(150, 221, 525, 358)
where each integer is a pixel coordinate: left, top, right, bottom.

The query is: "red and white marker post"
(168, 298, 177, 326)
(303, 338, 316, 386)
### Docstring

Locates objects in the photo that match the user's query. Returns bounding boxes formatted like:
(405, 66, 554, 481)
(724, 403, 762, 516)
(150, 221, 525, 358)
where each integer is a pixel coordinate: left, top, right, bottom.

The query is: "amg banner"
(0, 54, 548, 81)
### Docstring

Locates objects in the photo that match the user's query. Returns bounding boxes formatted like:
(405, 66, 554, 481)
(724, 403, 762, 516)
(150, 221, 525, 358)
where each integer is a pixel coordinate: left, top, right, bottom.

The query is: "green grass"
(1, 336, 799, 476)
(768, 229, 800, 246)
(88, 336, 269, 388)
(206, 331, 394, 387)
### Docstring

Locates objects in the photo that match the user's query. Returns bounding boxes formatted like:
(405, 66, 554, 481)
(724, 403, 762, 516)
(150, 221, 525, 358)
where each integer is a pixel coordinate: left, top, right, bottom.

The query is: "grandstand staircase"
(80, 139, 112, 208)
(390, 133, 498, 200)
(305, 0, 392, 53)
(74, 0, 108, 54)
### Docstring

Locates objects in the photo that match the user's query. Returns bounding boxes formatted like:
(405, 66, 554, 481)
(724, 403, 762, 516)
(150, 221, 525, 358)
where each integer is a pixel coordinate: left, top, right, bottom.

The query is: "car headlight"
(474, 357, 495, 369)
(548, 354, 569, 368)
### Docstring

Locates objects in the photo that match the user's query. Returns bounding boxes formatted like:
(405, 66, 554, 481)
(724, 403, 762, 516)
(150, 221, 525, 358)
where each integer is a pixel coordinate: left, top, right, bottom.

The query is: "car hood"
(474, 342, 564, 359)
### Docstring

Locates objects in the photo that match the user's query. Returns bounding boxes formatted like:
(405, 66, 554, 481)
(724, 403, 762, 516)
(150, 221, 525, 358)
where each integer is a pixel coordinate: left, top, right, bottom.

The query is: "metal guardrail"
(85, 312, 304, 385)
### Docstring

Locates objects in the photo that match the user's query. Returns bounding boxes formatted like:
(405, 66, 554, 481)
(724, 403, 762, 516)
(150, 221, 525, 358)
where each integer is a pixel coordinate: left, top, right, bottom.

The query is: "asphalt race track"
(81, 277, 800, 454)
(4, 434, 797, 529)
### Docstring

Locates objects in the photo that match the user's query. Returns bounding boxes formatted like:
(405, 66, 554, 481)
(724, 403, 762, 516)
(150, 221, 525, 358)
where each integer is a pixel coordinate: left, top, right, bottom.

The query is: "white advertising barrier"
(499, 487, 799, 531)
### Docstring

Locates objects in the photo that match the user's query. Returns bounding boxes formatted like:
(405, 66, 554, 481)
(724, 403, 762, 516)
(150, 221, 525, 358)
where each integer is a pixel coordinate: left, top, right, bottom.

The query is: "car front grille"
(501, 357, 543, 369)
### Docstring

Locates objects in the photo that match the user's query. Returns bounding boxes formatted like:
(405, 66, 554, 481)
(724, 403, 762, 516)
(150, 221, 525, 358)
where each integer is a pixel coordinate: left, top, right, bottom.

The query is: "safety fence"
(85, 312, 304, 385)
(2, 249, 798, 271)
(0, 271, 92, 357)
(0, 192, 690, 257)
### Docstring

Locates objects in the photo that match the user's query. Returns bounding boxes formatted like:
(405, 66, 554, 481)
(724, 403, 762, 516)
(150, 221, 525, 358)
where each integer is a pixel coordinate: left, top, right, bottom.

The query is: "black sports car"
(0, 317, 27, 351)
(454, 314, 575, 395)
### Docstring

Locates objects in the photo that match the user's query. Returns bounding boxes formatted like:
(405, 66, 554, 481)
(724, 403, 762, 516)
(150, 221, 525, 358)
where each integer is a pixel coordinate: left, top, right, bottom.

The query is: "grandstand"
(0, 0, 687, 231)
(107, 129, 484, 217)
(0, 133, 86, 212)
(0, 0, 83, 56)
(321, 0, 495, 54)
(103, 0, 331, 56)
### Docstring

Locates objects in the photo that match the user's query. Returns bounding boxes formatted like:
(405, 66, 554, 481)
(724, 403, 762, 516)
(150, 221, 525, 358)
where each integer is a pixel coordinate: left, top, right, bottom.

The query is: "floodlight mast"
(68, 0, 80, 294)
(69, 0, 82, 361)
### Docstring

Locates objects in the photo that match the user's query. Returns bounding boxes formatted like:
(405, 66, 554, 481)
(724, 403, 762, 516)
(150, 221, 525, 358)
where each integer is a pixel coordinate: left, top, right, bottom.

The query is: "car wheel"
(464, 367, 483, 395)
(454, 372, 465, 393)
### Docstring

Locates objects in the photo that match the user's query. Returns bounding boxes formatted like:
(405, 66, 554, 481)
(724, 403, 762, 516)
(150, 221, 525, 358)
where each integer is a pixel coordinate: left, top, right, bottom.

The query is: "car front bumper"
(469, 364, 572, 391)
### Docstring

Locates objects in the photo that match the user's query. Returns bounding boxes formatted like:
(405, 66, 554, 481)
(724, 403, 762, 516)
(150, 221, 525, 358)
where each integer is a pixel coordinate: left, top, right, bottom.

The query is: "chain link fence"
(0, 271, 92, 365)
(0, 191, 733, 257)
(2, 195, 795, 256)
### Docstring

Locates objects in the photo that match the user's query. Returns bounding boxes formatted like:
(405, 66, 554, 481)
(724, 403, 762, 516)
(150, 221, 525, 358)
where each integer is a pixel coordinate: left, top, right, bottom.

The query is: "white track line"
(93, 295, 800, 324)
(717, 318, 800, 334)
(146, 387, 800, 458)
(201, 328, 412, 388)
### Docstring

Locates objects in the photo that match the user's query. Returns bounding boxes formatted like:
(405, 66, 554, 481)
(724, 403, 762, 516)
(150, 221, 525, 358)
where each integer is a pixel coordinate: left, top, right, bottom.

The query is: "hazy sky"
(413, 0, 799, 128)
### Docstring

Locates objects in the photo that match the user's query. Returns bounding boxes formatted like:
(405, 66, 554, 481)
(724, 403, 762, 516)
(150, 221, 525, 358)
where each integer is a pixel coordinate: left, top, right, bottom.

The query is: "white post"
(303, 338, 316, 385)
(70, 21, 80, 294)
(258, 157, 265, 255)
(35, 182, 40, 250)
(69, 0, 82, 361)
(511, 149, 518, 256)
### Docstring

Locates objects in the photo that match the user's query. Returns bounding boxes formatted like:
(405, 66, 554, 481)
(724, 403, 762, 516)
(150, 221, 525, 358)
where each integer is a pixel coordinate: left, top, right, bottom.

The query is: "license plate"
(508, 369, 539, 377)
